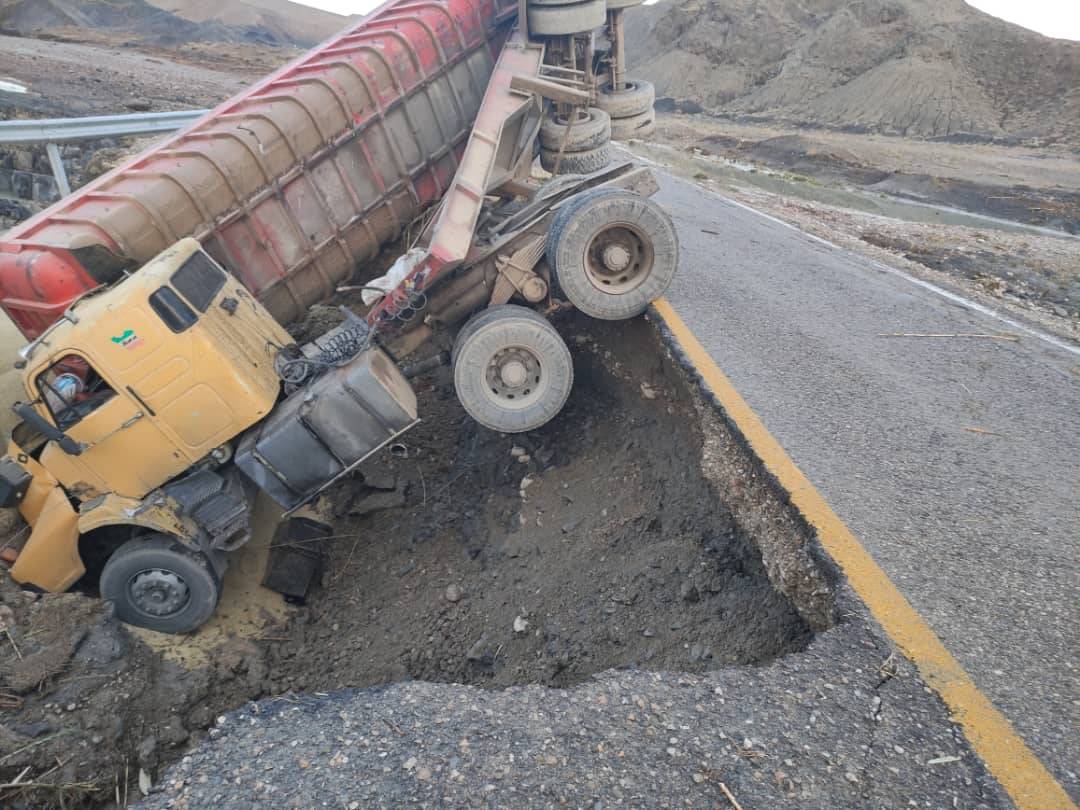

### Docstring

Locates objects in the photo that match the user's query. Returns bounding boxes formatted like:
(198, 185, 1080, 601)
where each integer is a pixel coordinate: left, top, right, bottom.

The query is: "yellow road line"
(652, 298, 1076, 810)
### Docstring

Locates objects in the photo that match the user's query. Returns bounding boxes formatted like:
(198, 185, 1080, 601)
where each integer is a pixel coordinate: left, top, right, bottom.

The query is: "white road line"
(667, 172, 1080, 359)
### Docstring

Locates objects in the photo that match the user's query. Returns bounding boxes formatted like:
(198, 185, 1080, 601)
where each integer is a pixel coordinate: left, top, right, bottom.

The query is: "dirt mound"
(0, 0, 345, 46)
(0, 575, 269, 808)
(624, 0, 1080, 146)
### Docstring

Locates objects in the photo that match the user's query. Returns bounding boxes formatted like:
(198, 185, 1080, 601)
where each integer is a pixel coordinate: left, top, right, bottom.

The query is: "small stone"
(417, 766, 432, 781)
(692, 773, 706, 784)
(640, 382, 658, 399)
(513, 616, 529, 633)
(445, 584, 463, 603)
(1052, 304, 1068, 317)
(679, 582, 700, 603)
(361, 467, 396, 491)
(561, 518, 581, 534)
(403, 756, 417, 771)
(350, 489, 406, 516)
(517, 455, 531, 464)
(845, 771, 859, 784)
(65, 703, 77, 712)
(643, 629, 655, 638)
(510, 446, 527, 457)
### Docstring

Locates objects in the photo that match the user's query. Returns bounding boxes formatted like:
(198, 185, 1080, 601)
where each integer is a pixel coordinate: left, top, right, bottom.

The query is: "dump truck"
(0, 0, 676, 632)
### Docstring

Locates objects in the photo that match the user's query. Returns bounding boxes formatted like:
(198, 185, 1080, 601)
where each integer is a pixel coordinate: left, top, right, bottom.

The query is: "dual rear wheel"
(452, 189, 677, 433)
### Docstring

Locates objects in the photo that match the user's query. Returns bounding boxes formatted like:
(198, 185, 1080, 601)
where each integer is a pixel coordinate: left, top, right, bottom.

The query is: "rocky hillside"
(0, 0, 350, 46)
(624, 0, 1080, 146)
(151, 0, 352, 46)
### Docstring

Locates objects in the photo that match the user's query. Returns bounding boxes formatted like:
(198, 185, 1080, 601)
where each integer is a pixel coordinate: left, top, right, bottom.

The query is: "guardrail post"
(45, 142, 72, 197)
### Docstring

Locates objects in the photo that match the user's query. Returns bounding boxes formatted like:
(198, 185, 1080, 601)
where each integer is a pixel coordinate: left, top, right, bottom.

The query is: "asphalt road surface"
(656, 172, 1080, 802)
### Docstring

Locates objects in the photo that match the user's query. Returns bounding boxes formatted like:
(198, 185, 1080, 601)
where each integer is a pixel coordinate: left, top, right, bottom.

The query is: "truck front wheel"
(100, 535, 221, 634)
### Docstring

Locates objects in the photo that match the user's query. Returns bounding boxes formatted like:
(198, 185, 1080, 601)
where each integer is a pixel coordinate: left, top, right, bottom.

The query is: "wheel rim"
(127, 568, 190, 618)
(584, 221, 654, 294)
(483, 345, 546, 410)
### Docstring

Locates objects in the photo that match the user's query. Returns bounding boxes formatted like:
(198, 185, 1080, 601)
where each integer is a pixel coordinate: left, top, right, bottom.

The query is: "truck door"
(35, 352, 189, 499)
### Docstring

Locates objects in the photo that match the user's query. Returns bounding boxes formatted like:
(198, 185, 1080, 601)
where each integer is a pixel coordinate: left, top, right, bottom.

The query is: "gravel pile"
(140, 613, 1009, 809)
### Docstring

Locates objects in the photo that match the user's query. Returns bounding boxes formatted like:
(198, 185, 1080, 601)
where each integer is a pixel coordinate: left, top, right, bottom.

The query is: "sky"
(295, 0, 1080, 41)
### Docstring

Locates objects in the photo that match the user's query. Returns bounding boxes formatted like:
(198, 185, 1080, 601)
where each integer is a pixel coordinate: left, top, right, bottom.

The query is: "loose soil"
(0, 309, 833, 807)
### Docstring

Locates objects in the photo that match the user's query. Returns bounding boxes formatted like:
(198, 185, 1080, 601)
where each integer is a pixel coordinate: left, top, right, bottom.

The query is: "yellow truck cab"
(3, 238, 417, 633)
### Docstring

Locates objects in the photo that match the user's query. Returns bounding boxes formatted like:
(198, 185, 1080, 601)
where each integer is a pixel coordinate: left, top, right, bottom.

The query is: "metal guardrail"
(0, 109, 209, 144)
(0, 109, 208, 196)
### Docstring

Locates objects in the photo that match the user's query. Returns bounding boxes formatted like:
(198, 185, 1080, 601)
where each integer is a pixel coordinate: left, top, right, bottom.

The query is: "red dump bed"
(0, 0, 517, 339)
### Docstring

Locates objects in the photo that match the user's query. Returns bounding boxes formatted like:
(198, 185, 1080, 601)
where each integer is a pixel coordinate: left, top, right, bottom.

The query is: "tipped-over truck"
(0, 0, 676, 632)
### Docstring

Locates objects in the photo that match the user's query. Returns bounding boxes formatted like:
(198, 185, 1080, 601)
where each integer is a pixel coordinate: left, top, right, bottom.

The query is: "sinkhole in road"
(263, 312, 834, 692)
(0, 311, 839, 808)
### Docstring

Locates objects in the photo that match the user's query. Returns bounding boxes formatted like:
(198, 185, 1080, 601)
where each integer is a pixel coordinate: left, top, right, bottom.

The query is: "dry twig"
(964, 426, 1006, 437)
(3, 629, 19, 660)
(878, 332, 1020, 341)
(719, 781, 745, 810)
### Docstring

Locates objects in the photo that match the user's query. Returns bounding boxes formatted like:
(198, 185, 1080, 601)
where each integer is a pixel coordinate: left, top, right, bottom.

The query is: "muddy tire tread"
(539, 143, 612, 175)
(595, 79, 655, 119)
(539, 108, 611, 152)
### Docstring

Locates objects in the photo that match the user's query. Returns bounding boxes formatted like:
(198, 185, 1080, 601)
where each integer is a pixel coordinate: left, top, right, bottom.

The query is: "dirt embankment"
(0, 310, 833, 808)
(0, 0, 348, 47)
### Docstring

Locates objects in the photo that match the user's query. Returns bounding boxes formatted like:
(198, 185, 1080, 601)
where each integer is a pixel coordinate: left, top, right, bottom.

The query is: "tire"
(527, 0, 606, 35)
(100, 535, 221, 634)
(452, 305, 574, 433)
(546, 188, 679, 320)
(539, 108, 611, 152)
(539, 143, 612, 175)
(595, 79, 655, 119)
(610, 108, 656, 140)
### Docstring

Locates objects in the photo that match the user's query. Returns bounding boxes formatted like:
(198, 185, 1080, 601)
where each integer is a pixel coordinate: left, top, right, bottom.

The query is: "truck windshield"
(36, 355, 116, 431)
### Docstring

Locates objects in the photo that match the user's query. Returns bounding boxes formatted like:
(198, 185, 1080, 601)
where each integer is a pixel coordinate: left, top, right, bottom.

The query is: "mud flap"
(10, 486, 83, 592)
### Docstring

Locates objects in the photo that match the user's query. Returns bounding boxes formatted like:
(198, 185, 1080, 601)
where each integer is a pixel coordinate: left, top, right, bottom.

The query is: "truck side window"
(171, 251, 227, 313)
(150, 286, 198, 333)
(36, 355, 116, 430)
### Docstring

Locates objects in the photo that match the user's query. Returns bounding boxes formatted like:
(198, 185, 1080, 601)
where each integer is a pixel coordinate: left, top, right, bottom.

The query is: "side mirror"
(13, 402, 82, 456)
